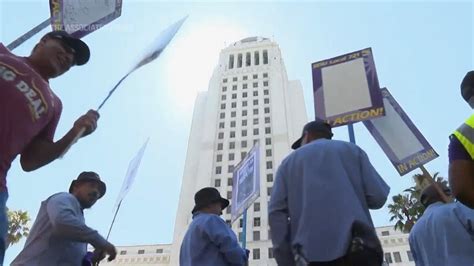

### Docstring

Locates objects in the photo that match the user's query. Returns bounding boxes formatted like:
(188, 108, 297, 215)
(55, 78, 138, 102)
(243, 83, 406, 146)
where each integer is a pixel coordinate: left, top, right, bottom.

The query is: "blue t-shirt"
(409, 202, 474, 266)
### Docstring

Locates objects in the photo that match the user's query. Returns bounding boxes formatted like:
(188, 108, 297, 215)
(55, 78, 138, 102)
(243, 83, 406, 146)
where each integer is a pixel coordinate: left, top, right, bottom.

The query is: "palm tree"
(387, 172, 447, 233)
(6, 208, 30, 248)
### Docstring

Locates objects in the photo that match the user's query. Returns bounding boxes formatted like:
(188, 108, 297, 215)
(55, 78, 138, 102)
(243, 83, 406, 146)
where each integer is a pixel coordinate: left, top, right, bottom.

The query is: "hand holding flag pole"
(86, 139, 149, 265)
(60, 16, 187, 158)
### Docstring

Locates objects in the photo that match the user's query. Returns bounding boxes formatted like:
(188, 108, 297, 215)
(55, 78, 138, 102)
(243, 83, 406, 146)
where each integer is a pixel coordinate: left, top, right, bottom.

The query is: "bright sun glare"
(163, 19, 249, 113)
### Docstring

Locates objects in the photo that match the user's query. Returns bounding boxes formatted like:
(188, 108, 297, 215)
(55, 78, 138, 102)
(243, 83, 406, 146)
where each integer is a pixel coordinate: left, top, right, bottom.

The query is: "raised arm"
(20, 110, 99, 171)
(46, 193, 107, 248)
(359, 149, 390, 209)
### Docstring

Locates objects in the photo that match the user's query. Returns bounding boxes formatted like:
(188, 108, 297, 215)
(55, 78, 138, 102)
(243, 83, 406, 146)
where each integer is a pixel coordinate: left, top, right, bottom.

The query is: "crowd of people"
(1, 30, 473, 266)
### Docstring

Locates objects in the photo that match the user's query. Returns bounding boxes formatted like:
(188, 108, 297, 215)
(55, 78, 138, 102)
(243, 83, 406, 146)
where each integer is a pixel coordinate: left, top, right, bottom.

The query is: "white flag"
(131, 15, 188, 72)
(114, 138, 149, 208)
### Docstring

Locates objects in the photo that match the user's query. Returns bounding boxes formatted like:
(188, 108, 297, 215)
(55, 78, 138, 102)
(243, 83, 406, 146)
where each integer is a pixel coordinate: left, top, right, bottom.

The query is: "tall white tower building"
(169, 36, 308, 266)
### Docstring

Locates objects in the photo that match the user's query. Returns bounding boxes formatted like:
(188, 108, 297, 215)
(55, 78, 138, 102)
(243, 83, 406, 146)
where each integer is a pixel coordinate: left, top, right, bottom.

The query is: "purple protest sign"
(231, 143, 260, 223)
(312, 48, 385, 128)
(363, 88, 438, 176)
(49, 0, 122, 38)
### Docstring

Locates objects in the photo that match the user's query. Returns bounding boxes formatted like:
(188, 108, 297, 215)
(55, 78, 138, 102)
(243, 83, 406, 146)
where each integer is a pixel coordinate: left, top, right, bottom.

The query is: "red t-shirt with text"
(0, 43, 62, 190)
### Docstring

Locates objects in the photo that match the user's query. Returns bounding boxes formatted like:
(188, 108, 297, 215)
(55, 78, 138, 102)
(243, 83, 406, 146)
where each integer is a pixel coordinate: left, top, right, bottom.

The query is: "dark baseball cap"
(291, 120, 333, 150)
(44, 31, 90, 66)
(461, 71, 474, 102)
(69, 171, 106, 198)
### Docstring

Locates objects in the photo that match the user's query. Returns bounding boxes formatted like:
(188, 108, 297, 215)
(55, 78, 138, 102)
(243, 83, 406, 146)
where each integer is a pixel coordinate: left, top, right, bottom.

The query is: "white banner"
(132, 15, 188, 72)
(114, 138, 149, 208)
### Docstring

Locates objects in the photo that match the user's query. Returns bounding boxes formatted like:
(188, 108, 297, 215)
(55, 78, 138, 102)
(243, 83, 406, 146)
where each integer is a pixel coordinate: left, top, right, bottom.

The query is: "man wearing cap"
(409, 183, 474, 266)
(269, 120, 390, 266)
(180, 187, 249, 266)
(0, 31, 99, 261)
(449, 71, 474, 209)
(11, 172, 116, 265)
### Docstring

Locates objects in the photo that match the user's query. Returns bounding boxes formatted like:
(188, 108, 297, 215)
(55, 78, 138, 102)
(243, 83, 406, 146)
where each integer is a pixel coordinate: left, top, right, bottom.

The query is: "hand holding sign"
(61, 16, 187, 157)
(72, 110, 100, 137)
(7, 0, 123, 51)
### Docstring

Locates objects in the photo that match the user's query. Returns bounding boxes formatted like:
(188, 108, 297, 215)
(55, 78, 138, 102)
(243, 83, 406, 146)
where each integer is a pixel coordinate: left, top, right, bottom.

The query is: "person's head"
(291, 120, 333, 149)
(69, 171, 106, 209)
(461, 71, 474, 108)
(420, 183, 452, 208)
(191, 187, 229, 215)
(29, 31, 90, 79)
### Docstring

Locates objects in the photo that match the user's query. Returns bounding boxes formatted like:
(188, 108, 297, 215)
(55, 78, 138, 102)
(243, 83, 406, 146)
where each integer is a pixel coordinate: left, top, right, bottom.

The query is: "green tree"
(6, 209, 30, 248)
(387, 173, 447, 233)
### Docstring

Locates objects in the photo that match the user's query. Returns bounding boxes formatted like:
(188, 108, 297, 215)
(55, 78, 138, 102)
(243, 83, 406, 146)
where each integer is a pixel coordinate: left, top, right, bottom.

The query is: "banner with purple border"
(49, 0, 122, 38)
(312, 48, 385, 127)
(231, 143, 260, 223)
(363, 88, 438, 176)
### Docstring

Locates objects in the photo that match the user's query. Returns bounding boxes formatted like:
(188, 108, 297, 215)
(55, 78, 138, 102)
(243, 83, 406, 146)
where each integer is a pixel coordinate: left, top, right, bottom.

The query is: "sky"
(0, 0, 473, 263)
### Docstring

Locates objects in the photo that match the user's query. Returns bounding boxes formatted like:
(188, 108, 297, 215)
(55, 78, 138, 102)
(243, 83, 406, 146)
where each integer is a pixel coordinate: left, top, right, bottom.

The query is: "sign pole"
(7, 18, 50, 51)
(106, 201, 122, 240)
(348, 123, 356, 144)
(419, 165, 451, 203)
(241, 209, 247, 249)
(94, 201, 121, 266)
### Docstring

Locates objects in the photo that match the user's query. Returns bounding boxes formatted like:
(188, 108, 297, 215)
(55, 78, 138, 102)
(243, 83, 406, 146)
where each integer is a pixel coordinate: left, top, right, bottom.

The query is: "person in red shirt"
(0, 31, 99, 263)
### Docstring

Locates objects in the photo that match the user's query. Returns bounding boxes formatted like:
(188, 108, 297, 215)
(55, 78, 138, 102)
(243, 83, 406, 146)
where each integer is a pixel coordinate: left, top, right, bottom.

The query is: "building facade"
(168, 36, 308, 266)
(377, 226, 415, 266)
(99, 244, 171, 265)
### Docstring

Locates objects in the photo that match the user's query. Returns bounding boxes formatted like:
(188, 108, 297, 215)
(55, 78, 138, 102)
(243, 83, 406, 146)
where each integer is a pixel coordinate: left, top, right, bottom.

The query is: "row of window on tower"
(222, 81, 269, 93)
(118, 248, 164, 255)
(384, 251, 414, 263)
(215, 174, 273, 188)
(222, 73, 268, 83)
(112, 256, 169, 264)
(215, 159, 272, 174)
(217, 126, 272, 138)
(219, 116, 271, 125)
(215, 148, 272, 162)
(228, 50, 269, 69)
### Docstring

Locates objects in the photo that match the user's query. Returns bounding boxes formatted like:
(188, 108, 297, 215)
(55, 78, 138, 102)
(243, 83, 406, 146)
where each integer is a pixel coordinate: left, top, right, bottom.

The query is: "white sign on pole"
(60, 16, 187, 156)
(231, 143, 260, 223)
(114, 138, 149, 208)
(312, 48, 385, 127)
(132, 16, 188, 72)
(50, 0, 123, 38)
(363, 88, 438, 175)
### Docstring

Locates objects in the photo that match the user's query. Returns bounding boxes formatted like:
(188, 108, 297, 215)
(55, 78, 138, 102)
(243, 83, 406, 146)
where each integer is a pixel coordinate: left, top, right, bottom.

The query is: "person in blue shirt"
(269, 120, 390, 266)
(180, 187, 249, 266)
(11, 172, 116, 265)
(409, 183, 474, 266)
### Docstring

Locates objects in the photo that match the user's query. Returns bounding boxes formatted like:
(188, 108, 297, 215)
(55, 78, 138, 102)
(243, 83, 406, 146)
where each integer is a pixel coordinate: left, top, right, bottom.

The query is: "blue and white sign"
(231, 143, 260, 223)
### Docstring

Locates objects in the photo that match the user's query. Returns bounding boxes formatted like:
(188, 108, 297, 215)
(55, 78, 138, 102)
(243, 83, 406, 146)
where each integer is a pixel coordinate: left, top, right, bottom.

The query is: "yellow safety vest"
(453, 114, 474, 159)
